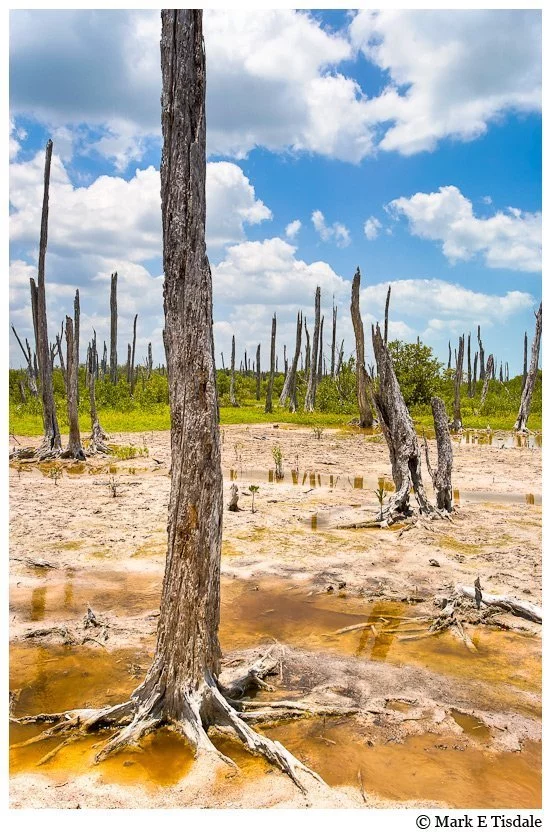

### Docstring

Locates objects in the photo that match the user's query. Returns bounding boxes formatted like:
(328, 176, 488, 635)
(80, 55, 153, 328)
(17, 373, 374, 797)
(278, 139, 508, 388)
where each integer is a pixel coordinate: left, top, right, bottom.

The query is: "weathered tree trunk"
(451, 334, 464, 431)
(447, 341, 452, 371)
(499, 362, 503, 383)
(304, 318, 311, 376)
(147, 343, 153, 378)
(473, 351, 478, 388)
(73, 290, 80, 404)
(368, 324, 436, 524)
(255, 344, 261, 401)
(304, 288, 320, 412)
(126, 344, 132, 383)
(467, 333, 473, 397)
(522, 331, 528, 389)
(335, 339, 344, 376)
(265, 314, 276, 413)
(130, 314, 138, 395)
(330, 300, 337, 377)
(229, 335, 238, 406)
(11, 324, 38, 396)
(514, 303, 542, 432)
(480, 355, 494, 407)
(55, 328, 67, 392)
(109, 271, 118, 383)
(101, 341, 108, 377)
(350, 268, 374, 427)
(61, 316, 85, 460)
(384, 284, 391, 345)
(34, 140, 62, 457)
(317, 315, 324, 382)
(425, 397, 453, 512)
(477, 325, 485, 381)
(19, 378, 27, 403)
(279, 311, 302, 410)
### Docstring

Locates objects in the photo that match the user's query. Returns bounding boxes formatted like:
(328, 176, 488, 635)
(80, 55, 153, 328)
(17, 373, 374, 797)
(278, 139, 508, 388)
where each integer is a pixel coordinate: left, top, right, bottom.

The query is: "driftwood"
(456, 585, 541, 624)
(350, 268, 374, 427)
(368, 324, 437, 524)
(304, 288, 320, 412)
(265, 314, 276, 413)
(514, 302, 542, 432)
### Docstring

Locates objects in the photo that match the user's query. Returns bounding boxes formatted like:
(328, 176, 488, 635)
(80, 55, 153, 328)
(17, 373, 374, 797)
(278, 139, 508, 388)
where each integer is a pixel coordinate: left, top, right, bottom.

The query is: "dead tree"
(55, 323, 67, 392)
(130, 314, 138, 395)
(126, 344, 132, 383)
(335, 339, 344, 376)
(109, 271, 118, 383)
(368, 324, 436, 523)
(265, 314, 276, 413)
(32, 140, 62, 457)
(514, 302, 542, 432)
(467, 333, 473, 397)
(73, 289, 80, 404)
(317, 315, 324, 382)
(499, 362, 503, 383)
(279, 311, 302, 409)
(350, 268, 374, 427)
(477, 325, 485, 381)
(330, 299, 337, 377)
(101, 341, 108, 377)
(229, 335, 238, 406)
(255, 344, 261, 400)
(61, 315, 85, 460)
(383, 284, 391, 345)
(480, 354, 494, 407)
(522, 332, 528, 389)
(304, 287, 320, 412)
(304, 318, 311, 376)
(11, 325, 38, 396)
(147, 343, 153, 378)
(451, 334, 464, 431)
(447, 341, 452, 371)
(423, 397, 453, 512)
(473, 351, 478, 388)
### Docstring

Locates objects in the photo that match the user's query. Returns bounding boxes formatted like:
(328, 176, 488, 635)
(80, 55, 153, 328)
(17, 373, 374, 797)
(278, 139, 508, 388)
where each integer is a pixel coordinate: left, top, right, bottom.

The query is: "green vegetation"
(9, 340, 542, 436)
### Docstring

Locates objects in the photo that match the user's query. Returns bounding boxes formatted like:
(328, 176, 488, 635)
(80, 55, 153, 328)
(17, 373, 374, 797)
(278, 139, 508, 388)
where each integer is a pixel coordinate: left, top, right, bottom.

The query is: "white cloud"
(350, 9, 541, 155)
(285, 219, 301, 240)
(388, 186, 541, 272)
(312, 210, 351, 248)
(364, 216, 382, 240)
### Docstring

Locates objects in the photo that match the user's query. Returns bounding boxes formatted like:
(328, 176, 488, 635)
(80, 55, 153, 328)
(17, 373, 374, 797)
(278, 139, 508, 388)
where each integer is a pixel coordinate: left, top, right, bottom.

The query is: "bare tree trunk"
(101, 341, 108, 378)
(126, 344, 132, 383)
(147, 342, 153, 378)
(499, 362, 503, 383)
(473, 351, 478, 388)
(255, 344, 261, 401)
(330, 300, 337, 377)
(480, 355, 494, 407)
(279, 311, 302, 409)
(304, 288, 320, 412)
(335, 339, 344, 376)
(35, 140, 62, 457)
(451, 334, 464, 431)
(477, 325, 485, 381)
(368, 324, 436, 523)
(317, 315, 324, 382)
(88, 332, 109, 453)
(515, 302, 542, 432)
(61, 316, 85, 460)
(229, 335, 238, 406)
(55, 327, 67, 392)
(467, 332, 473, 397)
(130, 313, 138, 395)
(522, 331, 528, 389)
(109, 271, 118, 383)
(11, 324, 38, 396)
(350, 268, 374, 427)
(384, 284, 391, 345)
(425, 397, 453, 512)
(265, 314, 276, 413)
(447, 341, 451, 371)
(304, 318, 311, 376)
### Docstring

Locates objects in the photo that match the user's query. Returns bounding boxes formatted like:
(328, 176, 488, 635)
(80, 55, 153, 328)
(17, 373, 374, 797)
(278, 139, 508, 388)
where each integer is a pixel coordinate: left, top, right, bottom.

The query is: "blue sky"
(9, 9, 541, 374)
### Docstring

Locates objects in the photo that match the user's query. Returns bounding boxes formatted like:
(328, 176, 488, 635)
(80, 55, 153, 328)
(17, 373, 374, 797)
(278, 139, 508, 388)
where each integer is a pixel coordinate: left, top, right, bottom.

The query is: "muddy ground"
(9, 425, 542, 809)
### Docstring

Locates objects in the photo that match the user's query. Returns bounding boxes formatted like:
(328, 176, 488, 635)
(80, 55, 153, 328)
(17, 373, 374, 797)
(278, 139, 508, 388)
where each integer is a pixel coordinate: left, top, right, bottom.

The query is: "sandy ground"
(9, 425, 542, 809)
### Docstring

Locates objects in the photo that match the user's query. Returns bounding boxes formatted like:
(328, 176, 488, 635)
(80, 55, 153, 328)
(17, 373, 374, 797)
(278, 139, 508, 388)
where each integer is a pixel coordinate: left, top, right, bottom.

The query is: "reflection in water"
(453, 488, 461, 506)
(310, 514, 318, 530)
(353, 477, 364, 490)
(30, 587, 47, 622)
(526, 493, 535, 505)
(291, 470, 298, 485)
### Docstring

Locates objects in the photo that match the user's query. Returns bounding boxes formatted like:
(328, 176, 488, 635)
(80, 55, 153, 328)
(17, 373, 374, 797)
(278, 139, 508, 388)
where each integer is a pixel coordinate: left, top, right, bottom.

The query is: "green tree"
(387, 340, 442, 407)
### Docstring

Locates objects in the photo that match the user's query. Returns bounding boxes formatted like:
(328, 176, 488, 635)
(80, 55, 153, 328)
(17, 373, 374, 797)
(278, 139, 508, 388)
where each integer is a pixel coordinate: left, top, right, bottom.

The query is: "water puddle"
(450, 710, 491, 742)
(455, 431, 542, 449)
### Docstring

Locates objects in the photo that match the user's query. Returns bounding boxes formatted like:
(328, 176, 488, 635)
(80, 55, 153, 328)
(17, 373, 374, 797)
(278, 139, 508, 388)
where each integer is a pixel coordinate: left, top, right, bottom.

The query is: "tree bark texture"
(11, 325, 38, 396)
(467, 332, 473, 397)
(480, 354, 494, 407)
(429, 397, 453, 512)
(279, 311, 302, 411)
(350, 268, 373, 427)
(304, 318, 311, 377)
(265, 314, 276, 413)
(452, 334, 464, 431)
(304, 288, 320, 412)
(330, 301, 337, 377)
(384, 284, 391, 345)
(477, 325, 485, 381)
(110, 272, 118, 383)
(523, 331, 528, 389)
(514, 303, 542, 432)
(317, 315, 324, 382)
(130, 313, 138, 395)
(255, 344, 261, 400)
(229, 335, 238, 406)
(62, 316, 85, 459)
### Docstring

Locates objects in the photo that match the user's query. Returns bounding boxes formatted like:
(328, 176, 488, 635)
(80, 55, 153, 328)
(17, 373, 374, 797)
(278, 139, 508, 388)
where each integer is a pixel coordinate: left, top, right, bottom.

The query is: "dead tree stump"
(426, 397, 453, 512)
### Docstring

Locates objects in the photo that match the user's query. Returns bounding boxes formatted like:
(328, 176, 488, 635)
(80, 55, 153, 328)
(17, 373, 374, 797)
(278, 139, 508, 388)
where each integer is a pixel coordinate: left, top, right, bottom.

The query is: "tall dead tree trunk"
(61, 315, 85, 460)
(350, 268, 374, 427)
(265, 314, 276, 413)
(101, 341, 108, 377)
(423, 397, 453, 512)
(467, 332, 473, 397)
(317, 315, 324, 382)
(255, 344, 261, 401)
(73, 289, 80, 404)
(477, 325, 485, 381)
(473, 351, 478, 388)
(480, 355, 494, 407)
(130, 314, 138, 395)
(279, 311, 302, 410)
(229, 335, 238, 407)
(368, 324, 436, 524)
(499, 362, 503, 383)
(515, 303, 542, 432)
(451, 334, 464, 431)
(147, 343, 153, 378)
(109, 271, 118, 383)
(330, 300, 337, 377)
(447, 341, 452, 371)
(304, 318, 311, 377)
(88, 331, 110, 453)
(55, 324, 67, 393)
(384, 284, 391, 345)
(522, 331, 528, 389)
(34, 140, 62, 457)
(11, 325, 38, 396)
(304, 287, 320, 412)
(126, 344, 132, 384)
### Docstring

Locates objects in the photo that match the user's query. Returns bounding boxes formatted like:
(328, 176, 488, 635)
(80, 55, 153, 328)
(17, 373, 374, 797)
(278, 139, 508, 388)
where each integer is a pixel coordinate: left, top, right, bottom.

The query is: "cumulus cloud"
(312, 210, 351, 248)
(388, 186, 541, 272)
(285, 219, 301, 240)
(364, 216, 382, 240)
(350, 9, 541, 155)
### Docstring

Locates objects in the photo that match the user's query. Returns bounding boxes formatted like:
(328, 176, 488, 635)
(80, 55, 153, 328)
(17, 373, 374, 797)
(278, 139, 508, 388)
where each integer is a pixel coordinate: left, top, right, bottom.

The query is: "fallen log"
(456, 585, 541, 623)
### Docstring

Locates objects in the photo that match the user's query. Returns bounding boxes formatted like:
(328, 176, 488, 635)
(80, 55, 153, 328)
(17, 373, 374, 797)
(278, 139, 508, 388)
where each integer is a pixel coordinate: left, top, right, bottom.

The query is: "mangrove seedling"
(249, 484, 259, 513)
(47, 464, 63, 486)
(272, 445, 284, 480)
(374, 484, 387, 520)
